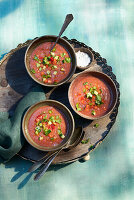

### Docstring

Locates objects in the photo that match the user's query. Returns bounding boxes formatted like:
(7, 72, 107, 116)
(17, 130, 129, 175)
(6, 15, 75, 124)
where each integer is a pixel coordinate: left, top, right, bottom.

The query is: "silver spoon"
(34, 147, 63, 181)
(28, 127, 83, 174)
(33, 127, 83, 181)
(50, 14, 73, 51)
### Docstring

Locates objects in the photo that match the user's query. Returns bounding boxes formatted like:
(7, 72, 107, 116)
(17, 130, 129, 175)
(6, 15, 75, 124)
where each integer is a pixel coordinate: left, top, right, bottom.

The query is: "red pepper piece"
(40, 72, 44, 76)
(50, 57, 54, 62)
(51, 124, 55, 130)
(37, 115, 43, 120)
(39, 56, 43, 60)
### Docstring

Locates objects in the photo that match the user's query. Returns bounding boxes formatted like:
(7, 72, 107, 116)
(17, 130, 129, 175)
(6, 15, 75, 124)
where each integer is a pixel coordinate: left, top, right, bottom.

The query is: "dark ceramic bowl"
(25, 35, 76, 87)
(68, 71, 118, 120)
(75, 47, 94, 70)
(22, 100, 75, 151)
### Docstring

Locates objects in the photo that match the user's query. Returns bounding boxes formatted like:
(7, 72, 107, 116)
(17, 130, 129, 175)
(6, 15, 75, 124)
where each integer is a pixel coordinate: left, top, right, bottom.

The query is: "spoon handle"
(34, 148, 62, 181)
(51, 14, 73, 51)
(28, 150, 58, 172)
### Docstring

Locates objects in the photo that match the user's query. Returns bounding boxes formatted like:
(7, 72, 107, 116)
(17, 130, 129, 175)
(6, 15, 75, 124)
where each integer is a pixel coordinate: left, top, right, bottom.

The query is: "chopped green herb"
(47, 56, 51, 60)
(62, 60, 65, 63)
(57, 129, 65, 139)
(94, 123, 99, 128)
(53, 81, 58, 85)
(53, 71, 57, 75)
(36, 63, 40, 67)
(43, 57, 49, 65)
(43, 115, 48, 122)
(87, 92, 92, 98)
(39, 123, 42, 127)
(35, 126, 41, 133)
(57, 129, 62, 136)
(43, 74, 51, 79)
(48, 121, 52, 125)
(43, 56, 48, 61)
(96, 94, 102, 102)
(83, 82, 88, 85)
(34, 55, 39, 61)
(50, 52, 55, 57)
(95, 94, 103, 105)
(50, 137, 54, 141)
(94, 90, 98, 95)
(55, 118, 61, 124)
(61, 68, 65, 72)
(81, 138, 90, 144)
(31, 69, 35, 73)
(52, 65, 57, 69)
(38, 136, 43, 141)
(89, 102, 92, 106)
(90, 145, 94, 149)
(44, 129, 51, 136)
(61, 53, 66, 57)
(91, 110, 96, 115)
(100, 89, 102, 93)
(60, 134, 65, 139)
(76, 103, 81, 111)
(51, 47, 56, 52)
(48, 110, 52, 114)
(83, 88, 86, 93)
(93, 86, 96, 90)
(39, 67, 42, 71)
(35, 131, 38, 135)
(65, 57, 71, 63)
(54, 56, 59, 60)
(56, 116, 59, 120)
(49, 116, 55, 122)
(47, 70, 50, 75)
(43, 118, 48, 122)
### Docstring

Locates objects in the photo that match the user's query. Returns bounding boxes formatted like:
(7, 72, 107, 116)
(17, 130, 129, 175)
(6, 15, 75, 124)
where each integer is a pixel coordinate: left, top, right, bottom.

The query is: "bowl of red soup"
(22, 100, 75, 151)
(25, 35, 76, 86)
(68, 71, 118, 120)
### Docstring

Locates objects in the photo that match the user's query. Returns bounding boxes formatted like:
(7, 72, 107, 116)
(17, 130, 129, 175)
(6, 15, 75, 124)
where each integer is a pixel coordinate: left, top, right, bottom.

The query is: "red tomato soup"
(30, 42, 71, 85)
(28, 106, 67, 147)
(72, 76, 112, 118)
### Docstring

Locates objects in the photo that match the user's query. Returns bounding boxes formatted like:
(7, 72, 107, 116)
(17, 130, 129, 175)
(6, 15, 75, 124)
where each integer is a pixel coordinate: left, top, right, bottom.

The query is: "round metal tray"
(0, 37, 120, 164)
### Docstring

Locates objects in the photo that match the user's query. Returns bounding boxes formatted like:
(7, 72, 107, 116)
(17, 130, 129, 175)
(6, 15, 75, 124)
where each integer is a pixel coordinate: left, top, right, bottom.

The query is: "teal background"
(0, 0, 134, 199)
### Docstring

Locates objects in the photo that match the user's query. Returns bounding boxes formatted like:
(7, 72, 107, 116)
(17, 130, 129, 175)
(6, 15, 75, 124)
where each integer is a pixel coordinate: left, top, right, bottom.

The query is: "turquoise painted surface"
(0, 0, 134, 199)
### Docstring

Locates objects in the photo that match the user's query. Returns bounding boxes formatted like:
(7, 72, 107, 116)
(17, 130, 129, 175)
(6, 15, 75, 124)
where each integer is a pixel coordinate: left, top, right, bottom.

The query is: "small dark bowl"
(25, 35, 76, 87)
(68, 71, 118, 120)
(22, 100, 75, 151)
(75, 47, 94, 70)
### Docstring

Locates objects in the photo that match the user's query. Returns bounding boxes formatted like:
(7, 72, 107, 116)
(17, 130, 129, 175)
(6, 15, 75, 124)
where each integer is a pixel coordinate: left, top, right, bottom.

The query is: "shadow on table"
(5, 155, 73, 189)
(5, 46, 37, 96)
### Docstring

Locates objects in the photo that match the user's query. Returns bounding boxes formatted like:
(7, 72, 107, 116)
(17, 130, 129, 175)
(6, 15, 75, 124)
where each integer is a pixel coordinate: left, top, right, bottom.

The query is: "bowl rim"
(75, 47, 95, 70)
(22, 99, 75, 151)
(68, 70, 118, 120)
(24, 35, 77, 87)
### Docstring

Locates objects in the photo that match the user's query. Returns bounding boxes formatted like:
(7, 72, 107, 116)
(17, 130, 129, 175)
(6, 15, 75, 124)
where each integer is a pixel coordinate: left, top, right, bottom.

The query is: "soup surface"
(30, 42, 71, 85)
(28, 106, 67, 147)
(72, 75, 112, 117)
